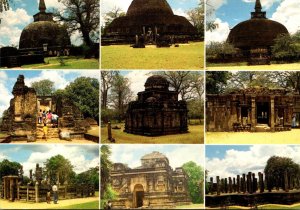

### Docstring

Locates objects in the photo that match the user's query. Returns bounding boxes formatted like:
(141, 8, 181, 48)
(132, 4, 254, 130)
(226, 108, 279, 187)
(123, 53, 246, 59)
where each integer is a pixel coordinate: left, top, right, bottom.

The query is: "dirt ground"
(0, 196, 99, 209)
(206, 129, 300, 144)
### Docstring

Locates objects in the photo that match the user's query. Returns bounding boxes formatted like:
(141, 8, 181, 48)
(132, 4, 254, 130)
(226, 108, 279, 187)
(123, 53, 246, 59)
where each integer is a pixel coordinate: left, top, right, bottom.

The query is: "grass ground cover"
(207, 62, 300, 70)
(101, 123, 204, 144)
(101, 42, 204, 70)
(19, 56, 99, 69)
(176, 203, 204, 209)
(52, 200, 99, 209)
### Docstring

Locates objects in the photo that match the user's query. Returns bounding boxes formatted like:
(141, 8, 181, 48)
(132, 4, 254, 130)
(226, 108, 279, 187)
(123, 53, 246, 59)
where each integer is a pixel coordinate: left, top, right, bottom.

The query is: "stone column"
(35, 182, 39, 203)
(107, 122, 112, 141)
(270, 96, 275, 131)
(9, 179, 13, 201)
(258, 172, 264, 193)
(221, 179, 224, 193)
(237, 175, 240, 193)
(247, 172, 253, 194)
(251, 97, 256, 130)
(252, 173, 257, 193)
(233, 178, 236, 193)
(229, 177, 232, 193)
(210, 177, 214, 195)
(224, 178, 228, 193)
(27, 183, 29, 202)
(17, 182, 20, 200)
(216, 176, 220, 196)
(242, 174, 246, 193)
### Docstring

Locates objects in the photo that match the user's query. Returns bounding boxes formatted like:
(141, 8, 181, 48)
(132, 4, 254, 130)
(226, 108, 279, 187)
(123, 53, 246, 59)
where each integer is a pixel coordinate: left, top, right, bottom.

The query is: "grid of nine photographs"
(0, 0, 300, 209)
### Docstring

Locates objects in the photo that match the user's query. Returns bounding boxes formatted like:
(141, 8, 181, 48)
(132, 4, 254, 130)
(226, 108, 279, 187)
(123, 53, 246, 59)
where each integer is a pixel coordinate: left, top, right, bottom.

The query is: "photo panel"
(0, 144, 99, 209)
(101, 70, 204, 144)
(101, 0, 204, 70)
(206, 145, 300, 208)
(0, 0, 100, 69)
(101, 144, 205, 209)
(0, 70, 99, 144)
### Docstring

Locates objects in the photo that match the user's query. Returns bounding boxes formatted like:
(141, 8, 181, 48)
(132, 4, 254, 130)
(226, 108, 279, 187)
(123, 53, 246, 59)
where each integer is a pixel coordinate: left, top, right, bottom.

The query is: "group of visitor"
(38, 109, 59, 126)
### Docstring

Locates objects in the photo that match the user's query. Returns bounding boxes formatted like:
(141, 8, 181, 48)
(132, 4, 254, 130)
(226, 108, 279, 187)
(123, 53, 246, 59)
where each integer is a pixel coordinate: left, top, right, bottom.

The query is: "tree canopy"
(187, 1, 204, 39)
(31, 79, 55, 96)
(101, 145, 112, 198)
(0, 159, 22, 181)
(182, 161, 204, 203)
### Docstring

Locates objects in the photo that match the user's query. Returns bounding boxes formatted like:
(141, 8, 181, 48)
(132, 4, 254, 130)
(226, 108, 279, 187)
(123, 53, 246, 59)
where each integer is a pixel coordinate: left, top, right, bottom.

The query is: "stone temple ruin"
(206, 87, 300, 132)
(206, 170, 300, 207)
(0, 75, 96, 142)
(102, 0, 198, 45)
(110, 151, 191, 208)
(0, 163, 95, 202)
(125, 75, 188, 136)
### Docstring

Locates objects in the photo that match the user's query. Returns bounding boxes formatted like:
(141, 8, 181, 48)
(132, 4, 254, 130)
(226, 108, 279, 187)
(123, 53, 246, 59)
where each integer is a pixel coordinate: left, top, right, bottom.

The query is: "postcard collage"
(0, 0, 300, 209)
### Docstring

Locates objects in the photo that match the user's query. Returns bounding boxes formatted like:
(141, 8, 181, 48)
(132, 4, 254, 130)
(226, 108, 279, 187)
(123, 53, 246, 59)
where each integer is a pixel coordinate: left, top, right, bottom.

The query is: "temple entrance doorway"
(257, 102, 269, 124)
(133, 184, 144, 208)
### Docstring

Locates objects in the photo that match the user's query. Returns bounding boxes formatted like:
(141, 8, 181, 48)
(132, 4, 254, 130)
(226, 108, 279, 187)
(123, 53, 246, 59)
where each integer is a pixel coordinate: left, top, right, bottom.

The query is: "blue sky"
(206, 0, 300, 43)
(206, 145, 300, 178)
(0, 70, 99, 118)
(0, 145, 99, 176)
(0, 0, 82, 47)
(109, 144, 204, 169)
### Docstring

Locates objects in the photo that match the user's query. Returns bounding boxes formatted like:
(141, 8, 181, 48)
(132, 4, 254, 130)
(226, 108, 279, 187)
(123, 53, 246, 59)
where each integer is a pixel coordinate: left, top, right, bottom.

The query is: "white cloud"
(0, 8, 32, 46)
(173, 8, 188, 18)
(22, 145, 98, 177)
(70, 30, 83, 46)
(37, 0, 66, 12)
(205, 18, 230, 43)
(206, 145, 300, 180)
(0, 72, 13, 118)
(0, 153, 8, 161)
(101, 0, 132, 14)
(271, 0, 300, 34)
(242, 0, 281, 9)
(124, 71, 153, 96)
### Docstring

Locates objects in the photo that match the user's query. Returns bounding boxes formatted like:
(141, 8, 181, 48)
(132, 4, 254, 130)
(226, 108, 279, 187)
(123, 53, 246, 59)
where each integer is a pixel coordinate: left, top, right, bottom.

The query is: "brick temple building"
(110, 151, 191, 208)
(124, 75, 188, 136)
(206, 87, 300, 132)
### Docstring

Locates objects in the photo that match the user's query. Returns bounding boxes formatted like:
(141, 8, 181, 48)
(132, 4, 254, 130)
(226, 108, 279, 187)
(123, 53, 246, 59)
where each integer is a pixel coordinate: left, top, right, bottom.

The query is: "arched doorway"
(133, 184, 144, 208)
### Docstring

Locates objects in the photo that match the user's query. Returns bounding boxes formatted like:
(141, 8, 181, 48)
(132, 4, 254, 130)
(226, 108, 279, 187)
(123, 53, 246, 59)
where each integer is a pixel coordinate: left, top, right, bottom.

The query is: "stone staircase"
(36, 124, 59, 140)
(255, 124, 271, 132)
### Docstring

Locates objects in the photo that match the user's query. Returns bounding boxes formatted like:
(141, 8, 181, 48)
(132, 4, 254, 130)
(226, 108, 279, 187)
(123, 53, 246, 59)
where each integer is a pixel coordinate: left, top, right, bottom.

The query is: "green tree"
(0, 159, 22, 181)
(206, 71, 231, 94)
(102, 6, 125, 34)
(56, 0, 100, 47)
(31, 79, 55, 96)
(187, 0, 204, 38)
(109, 73, 133, 122)
(206, 41, 237, 59)
(101, 145, 112, 198)
(272, 33, 300, 61)
(76, 166, 99, 190)
(182, 161, 204, 203)
(64, 77, 99, 121)
(264, 156, 300, 191)
(44, 155, 75, 185)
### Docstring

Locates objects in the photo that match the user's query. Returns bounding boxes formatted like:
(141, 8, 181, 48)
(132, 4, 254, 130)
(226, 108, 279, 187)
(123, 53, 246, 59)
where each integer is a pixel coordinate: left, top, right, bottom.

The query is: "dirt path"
(0, 196, 99, 209)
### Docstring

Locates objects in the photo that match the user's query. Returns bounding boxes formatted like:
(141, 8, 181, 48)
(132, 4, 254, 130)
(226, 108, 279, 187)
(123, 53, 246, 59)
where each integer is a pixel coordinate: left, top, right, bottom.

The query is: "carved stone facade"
(111, 151, 191, 208)
(125, 75, 188, 136)
(206, 87, 300, 132)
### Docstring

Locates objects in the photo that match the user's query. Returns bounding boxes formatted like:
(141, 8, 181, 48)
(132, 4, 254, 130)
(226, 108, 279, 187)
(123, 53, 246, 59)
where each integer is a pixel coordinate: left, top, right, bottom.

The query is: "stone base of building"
(124, 127, 188, 136)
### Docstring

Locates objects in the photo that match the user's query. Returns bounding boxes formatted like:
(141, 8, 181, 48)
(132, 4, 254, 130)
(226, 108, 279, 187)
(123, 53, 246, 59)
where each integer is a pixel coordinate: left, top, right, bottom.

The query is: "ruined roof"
(145, 75, 169, 91)
(127, 0, 173, 16)
(141, 151, 168, 160)
(227, 0, 288, 49)
(229, 87, 294, 96)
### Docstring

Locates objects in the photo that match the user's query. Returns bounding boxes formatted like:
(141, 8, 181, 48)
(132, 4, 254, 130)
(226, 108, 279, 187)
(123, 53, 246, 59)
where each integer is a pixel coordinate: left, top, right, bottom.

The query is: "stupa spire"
(39, 0, 46, 13)
(255, 0, 262, 12)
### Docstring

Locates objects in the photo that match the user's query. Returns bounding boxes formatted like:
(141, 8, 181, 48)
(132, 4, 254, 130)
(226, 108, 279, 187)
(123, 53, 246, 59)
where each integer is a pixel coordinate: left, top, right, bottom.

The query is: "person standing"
(43, 123, 48, 141)
(38, 109, 43, 124)
(52, 184, 58, 204)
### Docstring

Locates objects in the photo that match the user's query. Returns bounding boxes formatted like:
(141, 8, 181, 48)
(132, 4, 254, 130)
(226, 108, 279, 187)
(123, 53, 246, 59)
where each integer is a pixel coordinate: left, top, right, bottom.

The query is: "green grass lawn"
(207, 61, 300, 70)
(51, 201, 99, 209)
(21, 56, 99, 69)
(101, 123, 204, 144)
(176, 203, 204, 209)
(101, 42, 204, 70)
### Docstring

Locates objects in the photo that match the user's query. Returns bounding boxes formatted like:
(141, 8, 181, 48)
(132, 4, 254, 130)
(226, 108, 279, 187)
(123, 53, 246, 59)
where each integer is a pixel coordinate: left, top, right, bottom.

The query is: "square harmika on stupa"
(110, 151, 191, 208)
(124, 75, 188, 136)
(103, 0, 198, 43)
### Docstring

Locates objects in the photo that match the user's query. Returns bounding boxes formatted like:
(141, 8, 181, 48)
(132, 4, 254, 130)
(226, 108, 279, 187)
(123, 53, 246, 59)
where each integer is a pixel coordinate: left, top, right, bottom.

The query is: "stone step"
(255, 124, 271, 132)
